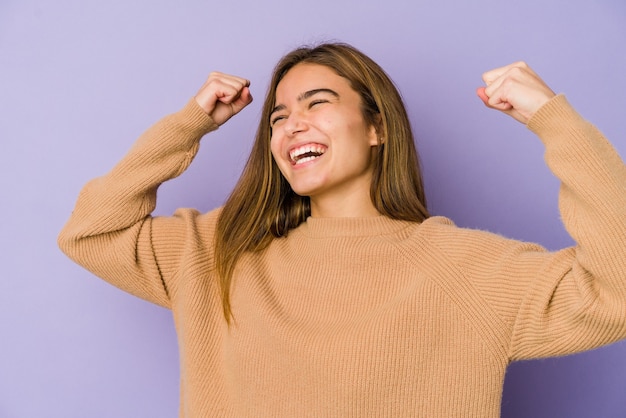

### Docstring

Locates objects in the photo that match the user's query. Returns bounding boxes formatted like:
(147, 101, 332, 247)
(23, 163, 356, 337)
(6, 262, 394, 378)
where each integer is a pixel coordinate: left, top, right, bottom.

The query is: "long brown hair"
(215, 42, 429, 322)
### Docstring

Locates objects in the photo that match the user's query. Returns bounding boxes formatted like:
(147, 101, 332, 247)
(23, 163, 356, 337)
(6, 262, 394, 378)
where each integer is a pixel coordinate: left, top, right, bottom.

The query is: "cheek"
(324, 109, 366, 136)
(270, 144, 290, 180)
(269, 136, 283, 165)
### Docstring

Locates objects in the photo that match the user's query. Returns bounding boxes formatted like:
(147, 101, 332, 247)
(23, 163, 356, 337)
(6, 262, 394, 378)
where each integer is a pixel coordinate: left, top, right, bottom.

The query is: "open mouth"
(289, 144, 327, 165)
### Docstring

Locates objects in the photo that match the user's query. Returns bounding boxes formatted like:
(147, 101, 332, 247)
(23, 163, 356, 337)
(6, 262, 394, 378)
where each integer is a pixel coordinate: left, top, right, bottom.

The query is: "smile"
(289, 144, 327, 165)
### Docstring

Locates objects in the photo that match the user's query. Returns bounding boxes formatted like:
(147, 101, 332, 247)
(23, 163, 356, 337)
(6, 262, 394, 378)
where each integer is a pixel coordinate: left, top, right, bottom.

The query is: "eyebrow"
(270, 88, 339, 117)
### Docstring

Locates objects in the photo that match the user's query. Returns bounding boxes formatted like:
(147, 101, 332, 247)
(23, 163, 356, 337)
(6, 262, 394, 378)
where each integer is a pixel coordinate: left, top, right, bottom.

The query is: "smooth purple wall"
(1, 0, 625, 417)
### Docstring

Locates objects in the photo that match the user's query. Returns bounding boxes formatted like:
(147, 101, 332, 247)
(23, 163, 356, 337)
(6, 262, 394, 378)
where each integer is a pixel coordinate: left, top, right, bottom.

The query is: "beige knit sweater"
(58, 95, 626, 417)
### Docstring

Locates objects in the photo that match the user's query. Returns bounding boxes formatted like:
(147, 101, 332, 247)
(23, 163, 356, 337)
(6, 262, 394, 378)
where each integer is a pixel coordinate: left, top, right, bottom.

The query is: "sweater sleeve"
(466, 94, 626, 360)
(506, 94, 626, 359)
(57, 99, 219, 308)
(422, 94, 626, 362)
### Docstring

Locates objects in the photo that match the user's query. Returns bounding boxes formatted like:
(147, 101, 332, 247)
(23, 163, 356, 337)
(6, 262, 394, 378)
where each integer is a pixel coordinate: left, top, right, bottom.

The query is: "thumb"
(476, 86, 513, 112)
(476, 87, 489, 106)
(228, 86, 253, 116)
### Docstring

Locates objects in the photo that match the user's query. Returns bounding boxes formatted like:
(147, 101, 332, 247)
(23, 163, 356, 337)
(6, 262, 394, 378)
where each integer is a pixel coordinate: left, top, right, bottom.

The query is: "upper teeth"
(290, 145, 326, 162)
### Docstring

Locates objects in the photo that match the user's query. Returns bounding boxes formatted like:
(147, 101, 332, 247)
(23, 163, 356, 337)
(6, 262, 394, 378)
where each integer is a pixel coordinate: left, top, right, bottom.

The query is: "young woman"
(58, 43, 626, 417)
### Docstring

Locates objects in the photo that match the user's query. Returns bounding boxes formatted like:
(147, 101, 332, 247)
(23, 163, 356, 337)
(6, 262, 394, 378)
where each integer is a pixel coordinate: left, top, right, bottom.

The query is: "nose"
(283, 110, 308, 137)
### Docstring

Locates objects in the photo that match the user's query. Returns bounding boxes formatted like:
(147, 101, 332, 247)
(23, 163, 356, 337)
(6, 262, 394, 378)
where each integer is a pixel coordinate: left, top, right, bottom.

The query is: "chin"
(290, 187, 315, 198)
(287, 179, 325, 198)
(291, 187, 325, 200)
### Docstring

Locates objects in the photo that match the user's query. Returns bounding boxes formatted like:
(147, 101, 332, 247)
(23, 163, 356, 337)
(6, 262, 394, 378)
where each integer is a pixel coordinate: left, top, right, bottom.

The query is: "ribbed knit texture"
(58, 95, 626, 417)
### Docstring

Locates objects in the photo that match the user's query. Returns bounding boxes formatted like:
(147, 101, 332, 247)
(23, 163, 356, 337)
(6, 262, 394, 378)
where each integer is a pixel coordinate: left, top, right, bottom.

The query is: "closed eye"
(270, 101, 327, 126)
(270, 115, 287, 127)
(309, 99, 328, 108)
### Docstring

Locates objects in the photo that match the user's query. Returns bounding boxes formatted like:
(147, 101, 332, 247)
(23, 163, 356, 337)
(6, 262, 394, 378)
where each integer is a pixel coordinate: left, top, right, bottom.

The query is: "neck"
(309, 191, 380, 218)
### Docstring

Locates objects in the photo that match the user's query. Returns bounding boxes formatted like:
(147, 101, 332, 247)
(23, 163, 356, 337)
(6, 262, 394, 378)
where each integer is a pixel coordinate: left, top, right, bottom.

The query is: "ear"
(368, 113, 383, 146)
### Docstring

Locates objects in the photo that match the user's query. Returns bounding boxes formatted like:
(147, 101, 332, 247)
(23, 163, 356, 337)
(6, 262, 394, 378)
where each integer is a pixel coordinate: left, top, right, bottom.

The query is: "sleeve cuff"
(177, 98, 220, 135)
(526, 94, 587, 141)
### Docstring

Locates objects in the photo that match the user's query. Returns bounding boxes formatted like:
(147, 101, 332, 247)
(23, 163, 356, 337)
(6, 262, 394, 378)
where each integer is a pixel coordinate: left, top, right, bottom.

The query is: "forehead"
(274, 63, 352, 99)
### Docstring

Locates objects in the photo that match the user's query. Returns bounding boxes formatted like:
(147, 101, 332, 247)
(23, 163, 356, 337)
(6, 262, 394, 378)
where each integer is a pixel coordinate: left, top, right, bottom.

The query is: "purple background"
(1, 0, 625, 417)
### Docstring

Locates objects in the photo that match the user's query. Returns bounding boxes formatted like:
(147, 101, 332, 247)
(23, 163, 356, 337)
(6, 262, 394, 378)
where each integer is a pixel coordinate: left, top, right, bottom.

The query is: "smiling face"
(270, 63, 380, 217)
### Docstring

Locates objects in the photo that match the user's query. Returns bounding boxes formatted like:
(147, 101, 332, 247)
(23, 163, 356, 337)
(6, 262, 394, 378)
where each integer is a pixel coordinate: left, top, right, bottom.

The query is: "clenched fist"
(477, 62, 556, 124)
(194, 72, 253, 126)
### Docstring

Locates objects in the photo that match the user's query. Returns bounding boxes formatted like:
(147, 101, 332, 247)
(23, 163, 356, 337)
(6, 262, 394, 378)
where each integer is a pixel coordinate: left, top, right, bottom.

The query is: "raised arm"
(474, 62, 626, 359)
(57, 73, 253, 307)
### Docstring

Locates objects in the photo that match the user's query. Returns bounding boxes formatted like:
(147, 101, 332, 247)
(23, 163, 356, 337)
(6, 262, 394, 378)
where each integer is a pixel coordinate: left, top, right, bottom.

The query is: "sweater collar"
(298, 215, 416, 238)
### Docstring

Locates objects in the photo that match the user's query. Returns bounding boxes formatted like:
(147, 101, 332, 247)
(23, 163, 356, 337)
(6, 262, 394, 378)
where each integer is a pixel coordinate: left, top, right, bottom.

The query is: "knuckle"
(207, 71, 224, 81)
(507, 67, 525, 79)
